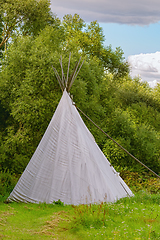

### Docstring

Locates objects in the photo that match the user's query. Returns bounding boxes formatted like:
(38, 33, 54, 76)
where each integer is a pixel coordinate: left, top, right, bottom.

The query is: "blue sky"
(51, 0, 160, 86)
(99, 22, 160, 59)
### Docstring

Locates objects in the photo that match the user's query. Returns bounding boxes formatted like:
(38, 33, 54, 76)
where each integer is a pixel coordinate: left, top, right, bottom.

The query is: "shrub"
(120, 170, 160, 194)
(0, 170, 19, 197)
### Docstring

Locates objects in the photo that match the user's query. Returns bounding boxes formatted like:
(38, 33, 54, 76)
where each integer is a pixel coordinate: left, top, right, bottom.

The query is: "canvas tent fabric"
(8, 89, 133, 205)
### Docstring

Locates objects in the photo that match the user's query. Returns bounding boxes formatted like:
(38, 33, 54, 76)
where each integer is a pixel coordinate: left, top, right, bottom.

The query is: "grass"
(0, 192, 160, 239)
(0, 201, 74, 239)
(71, 192, 160, 239)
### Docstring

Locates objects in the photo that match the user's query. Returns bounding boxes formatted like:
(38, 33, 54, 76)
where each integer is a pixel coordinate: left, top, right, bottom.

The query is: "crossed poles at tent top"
(52, 53, 84, 93)
(52, 54, 160, 179)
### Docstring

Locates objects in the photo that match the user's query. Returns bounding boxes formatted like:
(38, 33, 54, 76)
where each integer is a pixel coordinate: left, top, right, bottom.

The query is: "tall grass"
(69, 192, 160, 239)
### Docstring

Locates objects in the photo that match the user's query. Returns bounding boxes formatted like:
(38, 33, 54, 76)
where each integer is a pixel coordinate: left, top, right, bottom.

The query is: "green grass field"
(0, 192, 160, 240)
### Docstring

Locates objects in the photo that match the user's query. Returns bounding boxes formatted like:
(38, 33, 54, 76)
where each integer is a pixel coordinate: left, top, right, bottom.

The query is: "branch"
(0, 20, 21, 49)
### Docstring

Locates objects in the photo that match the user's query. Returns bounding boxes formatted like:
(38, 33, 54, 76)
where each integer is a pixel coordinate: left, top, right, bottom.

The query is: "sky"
(51, 0, 160, 87)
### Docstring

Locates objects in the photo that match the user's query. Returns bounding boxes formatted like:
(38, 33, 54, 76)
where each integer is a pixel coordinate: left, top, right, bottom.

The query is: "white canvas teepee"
(7, 57, 133, 204)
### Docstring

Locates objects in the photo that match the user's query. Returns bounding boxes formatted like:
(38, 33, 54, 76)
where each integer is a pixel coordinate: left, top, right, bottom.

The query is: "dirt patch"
(144, 219, 157, 223)
(0, 211, 14, 226)
(37, 211, 71, 238)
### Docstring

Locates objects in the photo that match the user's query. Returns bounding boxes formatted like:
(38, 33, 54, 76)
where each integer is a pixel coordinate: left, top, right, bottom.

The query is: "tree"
(100, 75, 160, 173)
(101, 46, 129, 79)
(62, 14, 129, 78)
(103, 108, 160, 173)
(0, 0, 55, 49)
(0, 15, 4, 57)
(0, 23, 106, 173)
(1, 13, 159, 175)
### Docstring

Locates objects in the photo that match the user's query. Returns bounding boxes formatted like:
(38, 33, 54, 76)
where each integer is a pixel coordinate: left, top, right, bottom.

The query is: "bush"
(0, 170, 19, 198)
(103, 110, 160, 173)
(120, 170, 160, 194)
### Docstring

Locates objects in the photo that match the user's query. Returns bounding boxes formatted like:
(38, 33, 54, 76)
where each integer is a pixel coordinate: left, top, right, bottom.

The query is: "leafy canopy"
(0, 13, 159, 175)
(0, 0, 55, 49)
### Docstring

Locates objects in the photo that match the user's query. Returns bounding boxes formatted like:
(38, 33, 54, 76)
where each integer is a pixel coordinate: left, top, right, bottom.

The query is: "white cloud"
(51, 0, 160, 25)
(128, 52, 160, 88)
(148, 80, 158, 88)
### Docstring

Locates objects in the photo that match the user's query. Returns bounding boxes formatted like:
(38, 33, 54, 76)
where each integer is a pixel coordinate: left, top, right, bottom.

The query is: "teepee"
(7, 56, 133, 204)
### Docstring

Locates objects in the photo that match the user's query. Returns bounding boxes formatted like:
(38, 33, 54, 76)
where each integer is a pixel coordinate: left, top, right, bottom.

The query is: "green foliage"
(100, 75, 160, 173)
(103, 110, 160, 173)
(102, 46, 129, 79)
(0, 16, 4, 58)
(116, 77, 160, 111)
(0, 12, 160, 176)
(120, 170, 160, 194)
(0, 0, 55, 49)
(0, 101, 9, 131)
(0, 127, 31, 173)
(53, 199, 64, 206)
(0, 25, 64, 172)
(62, 14, 129, 78)
(0, 20, 106, 173)
(0, 170, 19, 197)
